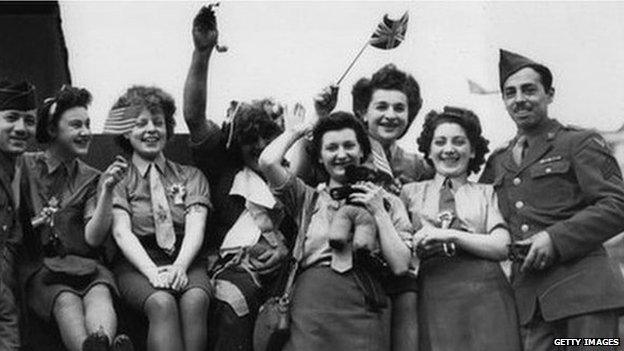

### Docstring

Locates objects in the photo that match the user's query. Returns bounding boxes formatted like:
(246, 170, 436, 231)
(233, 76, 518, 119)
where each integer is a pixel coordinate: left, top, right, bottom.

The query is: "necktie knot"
(513, 135, 528, 166)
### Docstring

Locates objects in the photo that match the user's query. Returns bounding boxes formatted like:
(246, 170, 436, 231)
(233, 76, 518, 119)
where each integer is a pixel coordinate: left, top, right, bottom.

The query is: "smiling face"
(0, 109, 36, 156)
(125, 108, 167, 160)
(51, 106, 91, 156)
(502, 67, 554, 133)
(362, 89, 409, 146)
(318, 128, 364, 184)
(429, 122, 474, 178)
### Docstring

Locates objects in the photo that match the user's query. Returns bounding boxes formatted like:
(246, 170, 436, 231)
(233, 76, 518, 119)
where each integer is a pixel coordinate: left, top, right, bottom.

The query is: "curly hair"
(417, 106, 489, 175)
(223, 98, 285, 168)
(36, 86, 92, 143)
(111, 85, 176, 154)
(351, 64, 422, 138)
(311, 111, 371, 172)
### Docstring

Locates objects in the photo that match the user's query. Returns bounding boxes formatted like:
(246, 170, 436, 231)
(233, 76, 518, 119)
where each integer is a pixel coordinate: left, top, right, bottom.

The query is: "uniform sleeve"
(188, 119, 227, 183)
(484, 185, 507, 233)
(184, 167, 213, 211)
(386, 193, 414, 249)
(479, 153, 498, 184)
(270, 172, 312, 226)
(547, 132, 624, 261)
(111, 177, 130, 214)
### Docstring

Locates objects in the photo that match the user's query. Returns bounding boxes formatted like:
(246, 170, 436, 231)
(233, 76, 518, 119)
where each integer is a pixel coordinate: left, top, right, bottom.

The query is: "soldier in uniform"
(480, 49, 624, 350)
(0, 80, 37, 351)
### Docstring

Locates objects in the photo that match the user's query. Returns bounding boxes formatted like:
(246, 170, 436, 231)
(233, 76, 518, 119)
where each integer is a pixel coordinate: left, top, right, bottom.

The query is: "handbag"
(253, 191, 318, 351)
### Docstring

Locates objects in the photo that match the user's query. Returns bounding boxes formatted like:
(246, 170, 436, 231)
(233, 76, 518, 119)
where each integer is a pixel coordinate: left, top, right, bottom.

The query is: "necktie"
(149, 164, 176, 254)
(512, 135, 528, 166)
(438, 178, 462, 230)
(370, 138, 394, 178)
(11, 162, 21, 210)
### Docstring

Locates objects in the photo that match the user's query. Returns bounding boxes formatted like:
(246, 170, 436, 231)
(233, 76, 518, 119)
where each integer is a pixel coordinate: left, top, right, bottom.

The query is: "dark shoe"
(82, 331, 109, 351)
(111, 334, 134, 351)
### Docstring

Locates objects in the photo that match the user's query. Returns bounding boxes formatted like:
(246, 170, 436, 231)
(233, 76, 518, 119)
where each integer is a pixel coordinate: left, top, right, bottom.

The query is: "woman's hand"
(348, 182, 387, 215)
(162, 264, 189, 291)
(249, 240, 289, 275)
(284, 103, 314, 139)
(101, 156, 128, 191)
(414, 226, 457, 249)
(145, 267, 170, 289)
(313, 85, 338, 118)
(192, 5, 219, 52)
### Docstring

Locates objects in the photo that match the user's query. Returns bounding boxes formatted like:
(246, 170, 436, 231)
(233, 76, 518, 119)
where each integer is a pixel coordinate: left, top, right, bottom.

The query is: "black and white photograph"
(2, 1, 624, 350)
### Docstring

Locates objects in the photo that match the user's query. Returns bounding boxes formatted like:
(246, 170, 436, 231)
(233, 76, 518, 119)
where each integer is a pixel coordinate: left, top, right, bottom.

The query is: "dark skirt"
(114, 235, 211, 311)
(418, 253, 522, 351)
(283, 265, 390, 351)
(27, 261, 118, 322)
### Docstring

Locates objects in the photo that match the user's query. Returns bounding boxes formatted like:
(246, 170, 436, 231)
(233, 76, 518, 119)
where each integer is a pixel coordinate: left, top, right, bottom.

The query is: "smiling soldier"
(0, 80, 37, 351)
(480, 49, 624, 351)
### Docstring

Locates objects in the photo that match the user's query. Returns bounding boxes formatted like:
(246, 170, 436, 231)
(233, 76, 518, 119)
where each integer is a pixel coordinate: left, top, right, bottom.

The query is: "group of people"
(2, 6, 624, 351)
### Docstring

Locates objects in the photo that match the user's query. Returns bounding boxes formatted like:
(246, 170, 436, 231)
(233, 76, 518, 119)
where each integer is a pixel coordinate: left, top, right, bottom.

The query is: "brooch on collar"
(168, 184, 186, 205)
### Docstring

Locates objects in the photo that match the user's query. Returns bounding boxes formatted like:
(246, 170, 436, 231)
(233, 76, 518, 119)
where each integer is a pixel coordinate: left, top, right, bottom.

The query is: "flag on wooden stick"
(369, 12, 409, 50)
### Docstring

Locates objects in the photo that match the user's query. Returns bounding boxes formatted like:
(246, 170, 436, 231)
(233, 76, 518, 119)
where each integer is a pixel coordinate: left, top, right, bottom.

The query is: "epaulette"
(563, 124, 586, 132)
(490, 139, 514, 157)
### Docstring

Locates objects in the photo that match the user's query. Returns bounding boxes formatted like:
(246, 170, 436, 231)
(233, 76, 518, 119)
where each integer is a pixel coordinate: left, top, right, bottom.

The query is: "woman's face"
(429, 122, 474, 178)
(362, 89, 409, 146)
(318, 128, 363, 184)
(52, 106, 91, 156)
(126, 108, 167, 160)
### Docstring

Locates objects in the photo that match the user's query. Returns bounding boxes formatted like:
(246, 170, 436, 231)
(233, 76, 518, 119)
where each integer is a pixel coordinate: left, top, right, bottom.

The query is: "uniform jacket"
(480, 118, 624, 324)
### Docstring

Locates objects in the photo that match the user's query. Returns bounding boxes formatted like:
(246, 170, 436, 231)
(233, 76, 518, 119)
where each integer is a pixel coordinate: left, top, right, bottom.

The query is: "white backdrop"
(60, 1, 624, 152)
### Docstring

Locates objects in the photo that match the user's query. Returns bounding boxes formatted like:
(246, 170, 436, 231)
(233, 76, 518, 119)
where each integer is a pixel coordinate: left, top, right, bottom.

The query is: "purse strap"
(281, 190, 319, 300)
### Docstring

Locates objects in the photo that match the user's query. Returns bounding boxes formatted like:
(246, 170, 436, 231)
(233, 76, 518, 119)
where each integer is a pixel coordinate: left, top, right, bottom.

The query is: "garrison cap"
(0, 80, 37, 111)
(499, 49, 553, 90)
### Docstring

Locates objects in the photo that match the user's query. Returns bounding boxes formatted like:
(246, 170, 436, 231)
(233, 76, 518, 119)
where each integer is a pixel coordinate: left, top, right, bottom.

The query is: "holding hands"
(516, 231, 556, 272)
(146, 265, 189, 291)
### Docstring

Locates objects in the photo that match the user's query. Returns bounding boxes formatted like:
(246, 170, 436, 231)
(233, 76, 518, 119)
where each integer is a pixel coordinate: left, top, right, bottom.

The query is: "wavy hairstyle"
(417, 106, 489, 175)
(36, 86, 92, 143)
(351, 64, 422, 138)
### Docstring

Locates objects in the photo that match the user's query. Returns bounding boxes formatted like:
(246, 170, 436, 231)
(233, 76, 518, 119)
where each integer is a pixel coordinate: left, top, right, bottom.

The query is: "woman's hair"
(223, 98, 285, 168)
(417, 106, 489, 175)
(351, 64, 422, 137)
(311, 111, 372, 170)
(111, 85, 176, 154)
(36, 86, 92, 143)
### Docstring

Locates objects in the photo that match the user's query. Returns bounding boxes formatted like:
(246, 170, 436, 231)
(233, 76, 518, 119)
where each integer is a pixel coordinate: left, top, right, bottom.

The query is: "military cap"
(499, 49, 552, 90)
(0, 80, 37, 111)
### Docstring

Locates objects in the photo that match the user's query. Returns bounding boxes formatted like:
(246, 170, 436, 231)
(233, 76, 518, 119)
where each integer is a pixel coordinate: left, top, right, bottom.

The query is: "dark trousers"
(0, 253, 19, 351)
(521, 306, 619, 351)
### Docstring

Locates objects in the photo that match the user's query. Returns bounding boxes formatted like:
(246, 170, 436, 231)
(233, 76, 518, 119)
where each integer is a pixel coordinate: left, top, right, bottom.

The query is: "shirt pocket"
(530, 160, 571, 179)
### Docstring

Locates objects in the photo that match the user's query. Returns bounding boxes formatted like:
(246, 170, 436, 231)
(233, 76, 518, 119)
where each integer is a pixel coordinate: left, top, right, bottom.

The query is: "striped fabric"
(102, 105, 143, 134)
(369, 138, 394, 178)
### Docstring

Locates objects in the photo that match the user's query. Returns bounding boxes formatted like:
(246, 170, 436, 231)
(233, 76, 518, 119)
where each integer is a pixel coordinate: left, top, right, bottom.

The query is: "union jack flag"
(369, 12, 409, 50)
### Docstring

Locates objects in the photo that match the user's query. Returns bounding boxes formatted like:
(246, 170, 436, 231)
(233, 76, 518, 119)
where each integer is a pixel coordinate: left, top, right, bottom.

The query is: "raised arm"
(183, 5, 220, 144)
(85, 156, 128, 247)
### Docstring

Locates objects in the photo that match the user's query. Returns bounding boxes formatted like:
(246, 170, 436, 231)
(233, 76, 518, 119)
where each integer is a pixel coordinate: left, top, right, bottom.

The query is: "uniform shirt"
(0, 151, 19, 252)
(400, 174, 507, 235)
(479, 118, 624, 323)
(272, 172, 413, 269)
(23, 151, 97, 221)
(112, 153, 211, 237)
(480, 119, 624, 262)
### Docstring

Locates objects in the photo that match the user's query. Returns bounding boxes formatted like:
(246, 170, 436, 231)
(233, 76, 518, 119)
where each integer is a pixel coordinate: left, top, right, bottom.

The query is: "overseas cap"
(0, 80, 37, 111)
(499, 49, 552, 90)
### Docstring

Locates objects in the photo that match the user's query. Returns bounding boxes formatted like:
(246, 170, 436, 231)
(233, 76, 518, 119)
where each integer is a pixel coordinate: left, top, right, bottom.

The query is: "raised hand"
(192, 4, 220, 52)
(102, 155, 128, 190)
(313, 85, 338, 118)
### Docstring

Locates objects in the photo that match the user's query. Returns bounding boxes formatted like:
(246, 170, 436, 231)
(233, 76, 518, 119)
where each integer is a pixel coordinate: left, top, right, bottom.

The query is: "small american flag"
(102, 105, 143, 134)
(369, 12, 409, 50)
